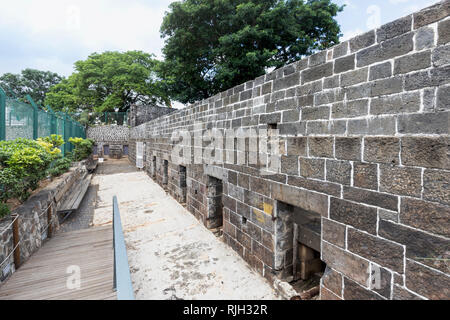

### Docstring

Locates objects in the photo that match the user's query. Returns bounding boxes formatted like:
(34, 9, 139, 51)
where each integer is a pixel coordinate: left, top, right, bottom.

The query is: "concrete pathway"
(92, 159, 281, 300)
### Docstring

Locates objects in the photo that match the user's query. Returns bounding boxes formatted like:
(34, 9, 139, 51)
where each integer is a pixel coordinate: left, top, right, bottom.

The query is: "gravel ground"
(92, 158, 281, 300)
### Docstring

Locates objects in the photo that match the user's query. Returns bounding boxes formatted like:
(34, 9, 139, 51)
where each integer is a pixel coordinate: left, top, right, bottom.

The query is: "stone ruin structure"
(95, 2, 450, 300)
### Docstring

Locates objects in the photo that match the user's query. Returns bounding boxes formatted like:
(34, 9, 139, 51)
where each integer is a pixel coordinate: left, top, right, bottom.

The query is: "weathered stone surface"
(300, 157, 325, 179)
(301, 106, 330, 120)
(369, 62, 392, 81)
(343, 186, 398, 211)
(335, 137, 361, 161)
(364, 137, 400, 165)
(379, 165, 422, 197)
(280, 155, 299, 175)
(377, 15, 412, 42)
(400, 198, 450, 238)
(394, 51, 431, 75)
(272, 183, 329, 217)
(437, 85, 450, 111)
(405, 259, 450, 300)
(393, 285, 424, 300)
(370, 265, 392, 299)
(379, 209, 399, 223)
(330, 197, 378, 234)
(401, 137, 449, 169)
(349, 30, 376, 53)
(323, 75, 340, 89)
(340, 68, 368, 87)
(347, 228, 404, 273)
(321, 266, 343, 296)
(413, 1, 450, 29)
(308, 137, 334, 158)
(356, 33, 414, 67)
(332, 99, 369, 119)
(343, 277, 384, 300)
(286, 137, 307, 156)
(432, 44, 450, 67)
(348, 116, 396, 136)
(379, 219, 450, 273)
(416, 26, 435, 50)
(326, 160, 351, 185)
(309, 51, 327, 67)
(322, 219, 346, 248)
(306, 120, 346, 135)
(370, 92, 420, 115)
(334, 54, 355, 74)
(423, 169, 450, 205)
(370, 77, 403, 97)
(301, 62, 333, 84)
(353, 162, 378, 190)
(333, 41, 349, 59)
(287, 176, 341, 197)
(322, 241, 370, 286)
(320, 286, 342, 300)
(438, 19, 450, 45)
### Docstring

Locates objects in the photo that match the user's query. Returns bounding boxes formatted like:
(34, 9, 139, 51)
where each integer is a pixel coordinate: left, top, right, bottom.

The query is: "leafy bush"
(0, 203, 10, 219)
(48, 157, 72, 177)
(68, 137, 94, 161)
(0, 135, 73, 207)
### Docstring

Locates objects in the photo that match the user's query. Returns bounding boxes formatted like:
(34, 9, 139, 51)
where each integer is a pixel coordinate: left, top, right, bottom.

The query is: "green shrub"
(68, 137, 94, 161)
(48, 157, 72, 177)
(0, 203, 10, 219)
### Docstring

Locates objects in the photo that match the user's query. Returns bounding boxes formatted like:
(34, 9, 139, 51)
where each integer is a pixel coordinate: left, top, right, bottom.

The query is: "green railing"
(0, 87, 86, 155)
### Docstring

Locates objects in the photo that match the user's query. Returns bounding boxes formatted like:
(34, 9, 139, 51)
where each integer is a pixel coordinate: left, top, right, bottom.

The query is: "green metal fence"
(0, 87, 86, 155)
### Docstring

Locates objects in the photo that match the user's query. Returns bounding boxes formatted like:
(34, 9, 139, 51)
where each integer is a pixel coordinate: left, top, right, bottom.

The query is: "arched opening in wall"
(152, 156, 157, 178)
(163, 160, 169, 185)
(179, 165, 187, 203)
(275, 201, 325, 297)
(206, 176, 223, 235)
(123, 145, 129, 156)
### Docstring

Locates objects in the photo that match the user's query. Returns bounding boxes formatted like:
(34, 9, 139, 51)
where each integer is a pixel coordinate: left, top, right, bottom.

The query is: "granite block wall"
(129, 1, 450, 300)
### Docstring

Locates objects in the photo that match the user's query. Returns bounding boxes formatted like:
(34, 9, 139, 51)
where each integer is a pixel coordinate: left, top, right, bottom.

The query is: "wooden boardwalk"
(0, 226, 116, 300)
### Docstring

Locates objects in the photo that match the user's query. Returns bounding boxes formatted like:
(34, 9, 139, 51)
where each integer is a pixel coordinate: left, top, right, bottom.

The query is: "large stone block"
(347, 228, 404, 273)
(397, 112, 449, 135)
(287, 176, 341, 197)
(349, 30, 376, 53)
(370, 76, 403, 97)
(356, 33, 414, 68)
(369, 61, 392, 81)
(423, 169, 450, 205)
(370, 92, 420, 115)
(272, 183, 329, 217)
(416, 26, 435, 50)
(432, 44, 450, 67)
(405, 259, 450, 300)
(301, 62, 333, 84)
(394, 51, 431, 75)
(438, 19, 450, 45)
(286, 137, 307, 156)
(300, 157, 325, 180)
(343, 186, 398, 211)
(343, 277, 384, 300)
(326, 160, 351, 185)
(364, 137, 400, 165)
(379, 219, 450, 273)
(321, 266, 343, 296)
(306, 120, 346, 135)
(308, 137, 334, 158)
(322, 218, 346, 248)
(377, 15, 412, 42)
(379, 165, 422, 198)
(321, 241, 370, 286)
(332, 99, 369, 119)
(334, 54, 355, 74)
(437, 85, 450, 111)
(353, 162, 378, 190)
(301, 106, 330, 120)
(413, 1, 450, 29)
(400, 198, 450, 238)
(401, 137, 449, 169)
(330, 197, 378, 234)
(335, 137, 361, 161)
(340, 67, 368, 87)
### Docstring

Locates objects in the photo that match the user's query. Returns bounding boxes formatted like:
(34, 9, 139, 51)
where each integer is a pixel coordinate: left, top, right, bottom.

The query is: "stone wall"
(0, 161, 88, 287)
(128, 104, 176, 127)
(87, 125, 130, 157)
(129, 1, 450, 300)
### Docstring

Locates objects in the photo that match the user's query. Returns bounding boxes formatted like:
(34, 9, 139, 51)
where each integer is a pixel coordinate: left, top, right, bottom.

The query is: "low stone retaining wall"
(0, 161, 88, 286)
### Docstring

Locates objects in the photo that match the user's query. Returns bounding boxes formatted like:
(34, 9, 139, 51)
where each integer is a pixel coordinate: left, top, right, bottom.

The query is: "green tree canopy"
(0, 68, 63, 104)
(45, 51, 170, 113)
(159, 0, 343, 103)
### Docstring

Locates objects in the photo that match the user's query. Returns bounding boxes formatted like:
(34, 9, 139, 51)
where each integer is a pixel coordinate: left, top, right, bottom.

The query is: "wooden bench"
(57, 174, 92, 221)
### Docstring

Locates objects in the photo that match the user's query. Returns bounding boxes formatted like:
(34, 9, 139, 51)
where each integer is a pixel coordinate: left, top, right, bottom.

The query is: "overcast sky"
(0, 0, 438, 78)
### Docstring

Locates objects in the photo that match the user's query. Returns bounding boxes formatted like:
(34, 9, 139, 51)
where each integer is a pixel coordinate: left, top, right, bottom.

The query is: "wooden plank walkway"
(0, 226, 116, 300)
